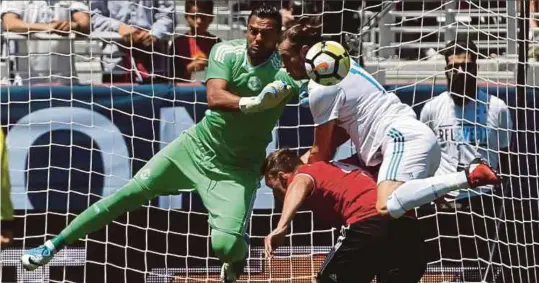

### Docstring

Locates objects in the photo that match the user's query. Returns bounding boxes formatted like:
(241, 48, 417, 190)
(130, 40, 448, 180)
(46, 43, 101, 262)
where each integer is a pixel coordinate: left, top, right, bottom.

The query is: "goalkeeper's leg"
(21, 138, 196, 271)
(154, 129, 256, 275)
(189, 166, 258, 283)
(211, 181, 256, 283)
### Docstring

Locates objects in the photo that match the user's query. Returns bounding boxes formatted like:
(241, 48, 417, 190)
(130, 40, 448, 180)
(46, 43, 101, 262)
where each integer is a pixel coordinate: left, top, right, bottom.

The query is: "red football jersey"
(292, 161, 379, 226)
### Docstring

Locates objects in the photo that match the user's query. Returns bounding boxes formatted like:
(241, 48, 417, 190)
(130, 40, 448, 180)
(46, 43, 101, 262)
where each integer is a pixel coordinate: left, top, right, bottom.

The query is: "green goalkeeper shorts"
(132, 127, 259, 236)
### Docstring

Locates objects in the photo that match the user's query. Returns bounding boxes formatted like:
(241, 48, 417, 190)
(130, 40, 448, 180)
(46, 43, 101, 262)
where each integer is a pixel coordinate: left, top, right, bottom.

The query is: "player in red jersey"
(261, 149, 428, 283)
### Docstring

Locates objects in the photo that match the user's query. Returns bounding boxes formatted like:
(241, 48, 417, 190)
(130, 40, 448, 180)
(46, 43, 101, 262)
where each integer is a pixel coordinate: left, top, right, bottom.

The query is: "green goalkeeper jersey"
(196, 39, 301, 170)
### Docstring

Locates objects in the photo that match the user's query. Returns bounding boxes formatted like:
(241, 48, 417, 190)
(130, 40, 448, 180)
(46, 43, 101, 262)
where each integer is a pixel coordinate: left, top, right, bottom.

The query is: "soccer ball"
(305, 41, 351, 86)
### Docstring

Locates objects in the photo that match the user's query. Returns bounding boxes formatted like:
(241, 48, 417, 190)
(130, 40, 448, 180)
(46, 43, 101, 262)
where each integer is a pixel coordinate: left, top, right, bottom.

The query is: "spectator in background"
(90, 1, 174, 84)
(171, 0, 220, 83)
(530, 0, 539, 36)
(0, 1, 90, 85)
(528, 1, 539, 60)
(280, 1, 303, 30)
(280, 1, 322, 32)
(420, 39, 512, 205)
(0, 129, 13, 247)
(232, 1, 305, 30)
(280, 6, 295, 30)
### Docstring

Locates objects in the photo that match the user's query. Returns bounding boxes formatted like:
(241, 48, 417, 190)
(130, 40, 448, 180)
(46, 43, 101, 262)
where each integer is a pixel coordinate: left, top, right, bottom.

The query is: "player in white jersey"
(306, 64, 419, 171)
(420, 39, 512, 201)
(278, 23, 503, 219)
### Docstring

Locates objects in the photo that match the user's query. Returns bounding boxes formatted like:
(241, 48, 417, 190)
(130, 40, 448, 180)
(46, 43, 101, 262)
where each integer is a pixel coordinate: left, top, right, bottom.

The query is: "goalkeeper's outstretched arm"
(206, 79, 241, 111)
(207, 79, 292, 113)
(205, 41, 292, 112)
(205, 41, 244, 111)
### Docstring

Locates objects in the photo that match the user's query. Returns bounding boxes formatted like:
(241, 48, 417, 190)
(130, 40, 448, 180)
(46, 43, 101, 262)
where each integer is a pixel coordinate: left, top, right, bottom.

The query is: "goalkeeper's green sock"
(51, 179, 156, 250)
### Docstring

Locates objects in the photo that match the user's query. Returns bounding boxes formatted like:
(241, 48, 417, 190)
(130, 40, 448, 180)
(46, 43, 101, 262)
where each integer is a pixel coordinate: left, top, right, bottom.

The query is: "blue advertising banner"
(0, 84, 320, 210)
(1, 84, 537, 210)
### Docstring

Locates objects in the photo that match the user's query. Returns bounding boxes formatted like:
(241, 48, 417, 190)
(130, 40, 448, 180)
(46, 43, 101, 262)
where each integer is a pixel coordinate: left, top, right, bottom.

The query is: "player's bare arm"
(304, 121, 335, 163)
(331, 125, 351, 148)
(264, 175, 314, 258)
(301, 122, 348, 163)
(206, 78, 241, 111)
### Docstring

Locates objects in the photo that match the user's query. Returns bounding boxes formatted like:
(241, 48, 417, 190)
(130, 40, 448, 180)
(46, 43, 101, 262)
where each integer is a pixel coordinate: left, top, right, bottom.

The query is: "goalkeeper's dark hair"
(281, 19, 322, 53)
(442, 37, 478, 64)
(261, 149, 303, 177)
(248, 3, 282, 32)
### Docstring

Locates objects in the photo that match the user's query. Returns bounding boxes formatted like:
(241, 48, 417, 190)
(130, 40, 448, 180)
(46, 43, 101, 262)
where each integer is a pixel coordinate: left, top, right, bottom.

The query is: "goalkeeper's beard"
(247, 48, 273, 65)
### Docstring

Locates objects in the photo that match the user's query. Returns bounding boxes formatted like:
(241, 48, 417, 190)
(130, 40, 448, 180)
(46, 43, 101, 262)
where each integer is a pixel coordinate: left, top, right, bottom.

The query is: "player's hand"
(239, 81, 292, 113)
(264, 225, 288, 259)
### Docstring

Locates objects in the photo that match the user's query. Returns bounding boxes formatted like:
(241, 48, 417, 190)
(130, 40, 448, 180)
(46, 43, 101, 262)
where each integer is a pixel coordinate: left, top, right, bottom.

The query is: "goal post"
(0, 1, 538, 282)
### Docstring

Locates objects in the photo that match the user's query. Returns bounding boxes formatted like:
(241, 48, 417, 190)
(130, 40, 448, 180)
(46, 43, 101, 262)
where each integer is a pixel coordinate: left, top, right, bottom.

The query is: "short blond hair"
(260, 149, 302, 177)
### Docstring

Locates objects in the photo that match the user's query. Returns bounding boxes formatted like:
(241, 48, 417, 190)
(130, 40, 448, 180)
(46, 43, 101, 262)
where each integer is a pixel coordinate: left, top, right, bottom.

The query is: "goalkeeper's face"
(246, 16, 281, 61)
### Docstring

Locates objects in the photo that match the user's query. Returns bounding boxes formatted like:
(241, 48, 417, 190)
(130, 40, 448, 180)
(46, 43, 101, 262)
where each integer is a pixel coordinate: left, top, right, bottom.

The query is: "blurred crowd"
(0, 0, 365, 86)
(1, 1, 536, 87)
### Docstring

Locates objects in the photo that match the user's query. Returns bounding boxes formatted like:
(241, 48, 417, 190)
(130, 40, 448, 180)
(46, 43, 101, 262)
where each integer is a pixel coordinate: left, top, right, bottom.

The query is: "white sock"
(386, 171, 469, 218)
(45, 240, 57, 253)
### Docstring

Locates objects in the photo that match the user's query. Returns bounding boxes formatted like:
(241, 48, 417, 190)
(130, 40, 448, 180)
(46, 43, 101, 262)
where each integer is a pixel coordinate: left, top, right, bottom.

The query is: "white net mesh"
(0, 0, 537, 282)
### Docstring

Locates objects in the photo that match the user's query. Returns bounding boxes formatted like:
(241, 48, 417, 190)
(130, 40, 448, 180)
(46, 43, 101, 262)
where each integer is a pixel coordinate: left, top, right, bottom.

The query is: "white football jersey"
(420, 90, 512, 176)
(308, 61, 416, 166)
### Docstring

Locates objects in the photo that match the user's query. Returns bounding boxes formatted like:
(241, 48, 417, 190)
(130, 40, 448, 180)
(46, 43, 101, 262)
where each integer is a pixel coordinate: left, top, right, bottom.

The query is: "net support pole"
(507, 1, 518, 56)
(517, 0, 529, 131)
(378, 3, 394, 59)
(444, 0, 457, 43)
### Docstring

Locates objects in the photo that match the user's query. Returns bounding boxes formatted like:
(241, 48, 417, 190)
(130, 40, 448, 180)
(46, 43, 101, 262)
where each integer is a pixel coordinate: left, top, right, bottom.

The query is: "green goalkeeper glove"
(239, 81, 292, 113)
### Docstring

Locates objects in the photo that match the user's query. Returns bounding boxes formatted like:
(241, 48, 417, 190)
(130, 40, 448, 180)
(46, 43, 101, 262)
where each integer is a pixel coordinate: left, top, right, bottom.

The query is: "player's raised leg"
(375, 118, 501, 218)
(21, 133, 197, 271)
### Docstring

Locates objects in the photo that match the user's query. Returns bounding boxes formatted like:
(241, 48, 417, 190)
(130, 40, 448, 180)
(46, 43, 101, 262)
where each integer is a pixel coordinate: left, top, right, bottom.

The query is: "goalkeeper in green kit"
(21, 4, 301, 282)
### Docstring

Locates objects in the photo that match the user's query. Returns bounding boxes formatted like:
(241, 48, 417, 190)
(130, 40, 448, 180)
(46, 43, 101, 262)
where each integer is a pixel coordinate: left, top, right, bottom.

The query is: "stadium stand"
(0, 1, 530, 86)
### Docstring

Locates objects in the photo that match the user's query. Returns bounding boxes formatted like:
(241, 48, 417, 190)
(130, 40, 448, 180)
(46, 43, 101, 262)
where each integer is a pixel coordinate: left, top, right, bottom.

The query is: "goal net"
(0, 0, 537, 282)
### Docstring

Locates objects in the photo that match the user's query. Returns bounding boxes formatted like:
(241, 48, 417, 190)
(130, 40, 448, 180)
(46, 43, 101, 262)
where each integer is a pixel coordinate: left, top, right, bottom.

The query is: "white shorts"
(377, 118, 441, 184)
